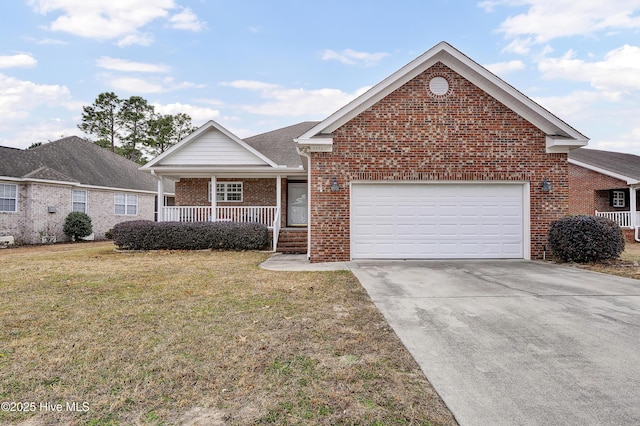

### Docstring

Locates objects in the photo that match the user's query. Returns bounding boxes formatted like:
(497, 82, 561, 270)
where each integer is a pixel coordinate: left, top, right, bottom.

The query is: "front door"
(287, 182, 308, 226)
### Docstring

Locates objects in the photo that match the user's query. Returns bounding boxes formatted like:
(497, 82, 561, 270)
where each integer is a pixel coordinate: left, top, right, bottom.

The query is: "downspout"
(297, 147, 312, 260)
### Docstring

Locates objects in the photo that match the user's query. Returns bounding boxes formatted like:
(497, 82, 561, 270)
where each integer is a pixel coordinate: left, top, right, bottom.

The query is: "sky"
(1, 0, 640, 155)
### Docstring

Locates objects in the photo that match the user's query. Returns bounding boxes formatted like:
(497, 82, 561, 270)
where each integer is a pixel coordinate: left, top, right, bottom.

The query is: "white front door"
(351, 183, 527, 259)
(287, 182, 308, 226)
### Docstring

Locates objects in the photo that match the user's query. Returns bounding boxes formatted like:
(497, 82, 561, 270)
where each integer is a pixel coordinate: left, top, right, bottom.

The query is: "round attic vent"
(428, 76, 450, 96)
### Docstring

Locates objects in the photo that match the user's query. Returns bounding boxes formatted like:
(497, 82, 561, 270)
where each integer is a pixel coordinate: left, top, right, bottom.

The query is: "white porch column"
(156, 175, 164, 222)
(276, 175, 282, 227)
(631, 186, 637, 228)
(211, 176, 217, 221)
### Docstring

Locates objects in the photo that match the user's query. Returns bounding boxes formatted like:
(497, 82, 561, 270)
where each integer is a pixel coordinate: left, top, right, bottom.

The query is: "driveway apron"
(349, 260, 640, 426)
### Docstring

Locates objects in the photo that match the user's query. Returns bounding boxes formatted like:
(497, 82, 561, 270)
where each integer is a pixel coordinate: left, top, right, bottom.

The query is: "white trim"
(114, 193, 139, 216)
(142, 120, 280, 169)
(0, 182, 18, 213)
(210, 181, 243, 203)
(72, 189, 88, 214)
(297, 41, 588, 150)
(349, 180, 531, 260)
(0, 175, 170, 196)
(568, 158, 640, 185)
(612, 190, 626, 208)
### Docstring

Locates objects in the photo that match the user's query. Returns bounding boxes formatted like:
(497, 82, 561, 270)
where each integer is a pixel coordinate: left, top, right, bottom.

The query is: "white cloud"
(224, 80, 280, 90)
(533, 90, 602, 121)
(226, 79, 371, 117)
(502, 38, 533, 55)
(491, 0, 640, 44)
(152, 102, 219, 125)
(109, 77, 166, 93)
(27, 0, 206, 45)
(106, 76, 203, 93)
(168, 7, 206, 31)
(484, 60, 526, 75)
(538, 45, 640, 98)
(321, 49, 389, 66)
(96, 57, 170, 73)
(0, 73, 70, 121)
(0, 54, 37, 68)
(0, 120, 80, 149)
(591, 127, 640, 155)
(116, 32, 155, 47)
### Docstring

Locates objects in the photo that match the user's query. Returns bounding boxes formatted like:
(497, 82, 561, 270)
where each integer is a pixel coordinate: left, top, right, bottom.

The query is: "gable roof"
(0, 136, 174, 193)
(568, 148, 640, 185)
(244, 121, 319, 168)
(296, 41, 588, 153)
(142, 120, 279, 169)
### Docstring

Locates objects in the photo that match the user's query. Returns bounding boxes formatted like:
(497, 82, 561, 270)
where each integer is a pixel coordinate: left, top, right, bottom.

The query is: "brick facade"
(568, 163, 638, 215)
(175, 177, 290, 227)
(0, 181, 155, 244)
(308, 63, 568, 262)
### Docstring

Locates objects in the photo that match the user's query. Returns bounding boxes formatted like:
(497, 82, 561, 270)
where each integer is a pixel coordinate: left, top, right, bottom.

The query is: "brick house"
(568, 148, 640, 242)
(142, 42, 588, 262)
(0, 136, 174, 244)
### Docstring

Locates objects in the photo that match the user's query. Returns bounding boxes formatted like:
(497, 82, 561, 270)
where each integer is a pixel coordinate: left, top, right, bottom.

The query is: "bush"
(112, 220, 270, 251)
(63, 212, 93, 241)
(548, 215, 625, 263)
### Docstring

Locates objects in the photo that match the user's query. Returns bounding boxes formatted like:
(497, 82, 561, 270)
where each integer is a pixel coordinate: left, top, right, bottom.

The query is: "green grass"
(0, 242, 456, 425)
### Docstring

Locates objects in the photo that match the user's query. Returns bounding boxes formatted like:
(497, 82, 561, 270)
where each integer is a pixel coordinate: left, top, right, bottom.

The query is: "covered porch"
(595, 187, 640, 233)
(155, 175, 308, 252)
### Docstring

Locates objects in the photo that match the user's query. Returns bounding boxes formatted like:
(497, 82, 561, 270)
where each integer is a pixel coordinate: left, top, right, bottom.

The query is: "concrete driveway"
(349, 260, 640, 426)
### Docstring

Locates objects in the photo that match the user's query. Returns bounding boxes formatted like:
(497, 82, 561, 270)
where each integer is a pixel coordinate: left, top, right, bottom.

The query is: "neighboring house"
(142, 41, 588, 262)
(568, 148, 640, 241)
(0, 136, 174, 244)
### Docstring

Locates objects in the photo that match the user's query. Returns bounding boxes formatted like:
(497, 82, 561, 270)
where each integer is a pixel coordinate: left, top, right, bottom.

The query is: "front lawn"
(577, 243, 640, 279)
(0, 242, 456, 425)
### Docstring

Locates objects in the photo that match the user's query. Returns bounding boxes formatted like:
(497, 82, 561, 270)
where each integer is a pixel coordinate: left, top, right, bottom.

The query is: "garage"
(350, 183, 528, 259)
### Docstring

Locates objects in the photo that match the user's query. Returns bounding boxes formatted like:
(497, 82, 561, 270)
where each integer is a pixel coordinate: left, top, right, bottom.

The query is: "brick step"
(276, 229, 307, 254)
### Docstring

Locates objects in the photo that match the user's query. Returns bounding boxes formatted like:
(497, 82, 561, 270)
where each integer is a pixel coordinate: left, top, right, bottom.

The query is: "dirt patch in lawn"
(568, 243, 640, 280)
(0, 242, 457, 425)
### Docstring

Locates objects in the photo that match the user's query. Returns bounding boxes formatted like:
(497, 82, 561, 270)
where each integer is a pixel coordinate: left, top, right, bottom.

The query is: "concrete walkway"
(259, 252, 350, 271)
(260, 254, 640, 425)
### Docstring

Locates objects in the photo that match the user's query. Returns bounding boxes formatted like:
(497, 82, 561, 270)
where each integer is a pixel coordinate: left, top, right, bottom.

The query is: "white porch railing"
(595, 211, 640, 228)
(162, 206, 279, 229)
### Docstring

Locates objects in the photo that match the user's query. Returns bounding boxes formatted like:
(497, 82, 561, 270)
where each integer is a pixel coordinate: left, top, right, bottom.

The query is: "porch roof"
(569, 148, 640, 185)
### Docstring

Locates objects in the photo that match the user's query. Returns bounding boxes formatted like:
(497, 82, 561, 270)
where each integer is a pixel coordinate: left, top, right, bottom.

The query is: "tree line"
(78, 92, 198, 164)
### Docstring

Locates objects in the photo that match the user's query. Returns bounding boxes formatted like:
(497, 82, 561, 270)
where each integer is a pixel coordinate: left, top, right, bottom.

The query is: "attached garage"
(350, 183, 529, 260)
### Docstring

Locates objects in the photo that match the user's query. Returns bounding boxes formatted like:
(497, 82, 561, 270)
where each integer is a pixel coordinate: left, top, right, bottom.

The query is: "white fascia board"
(294, 136, 334, 152)
(148, 166, 306, 175)
(142, 120, 280, 169)
(0, 175, 165, 195)
(142, 120, 217, 168)
(545, 136, 588, 153)
(298, 41, 589, 147)
(568, 158, 640, 185)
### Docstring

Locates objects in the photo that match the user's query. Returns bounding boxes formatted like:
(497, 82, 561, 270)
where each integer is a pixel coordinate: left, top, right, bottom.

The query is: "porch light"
(542, 178, 552, 192)
(331, 177, 339, 192)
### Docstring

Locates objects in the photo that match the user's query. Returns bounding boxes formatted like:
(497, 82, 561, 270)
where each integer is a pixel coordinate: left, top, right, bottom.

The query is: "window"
(208, 181, 243, 202)
(72, 190, 87, 213)
(0, 183, 17, 212)
(115, 194, 138, 215)
(612, 190, 626, 208)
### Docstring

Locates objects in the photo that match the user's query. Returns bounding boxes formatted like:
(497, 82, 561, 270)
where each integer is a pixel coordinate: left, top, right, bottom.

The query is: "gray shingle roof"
(244, 121, 319, 168)
(0, 136, 174, 193)
(569, 148, 640, 182)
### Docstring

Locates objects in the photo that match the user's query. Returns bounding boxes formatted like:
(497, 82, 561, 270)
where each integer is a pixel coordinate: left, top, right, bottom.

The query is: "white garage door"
(351, 183, 525, 259)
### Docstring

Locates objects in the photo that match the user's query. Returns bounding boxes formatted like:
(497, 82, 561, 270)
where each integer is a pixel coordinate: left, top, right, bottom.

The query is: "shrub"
(104, 229, 113, 240)
(63, 212, 93, 241)
(548, 215, 625, 263)
(112, 220, 270, 251)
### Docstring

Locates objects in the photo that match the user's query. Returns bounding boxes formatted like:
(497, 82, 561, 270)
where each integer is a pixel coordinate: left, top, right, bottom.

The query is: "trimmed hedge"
(63, 212, 93, 241)
(112, 220, 270, 251)
(548, 215, 625, 263)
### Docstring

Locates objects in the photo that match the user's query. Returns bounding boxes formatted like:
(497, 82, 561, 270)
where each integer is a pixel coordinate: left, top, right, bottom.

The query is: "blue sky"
(1, 0, 640, 155)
